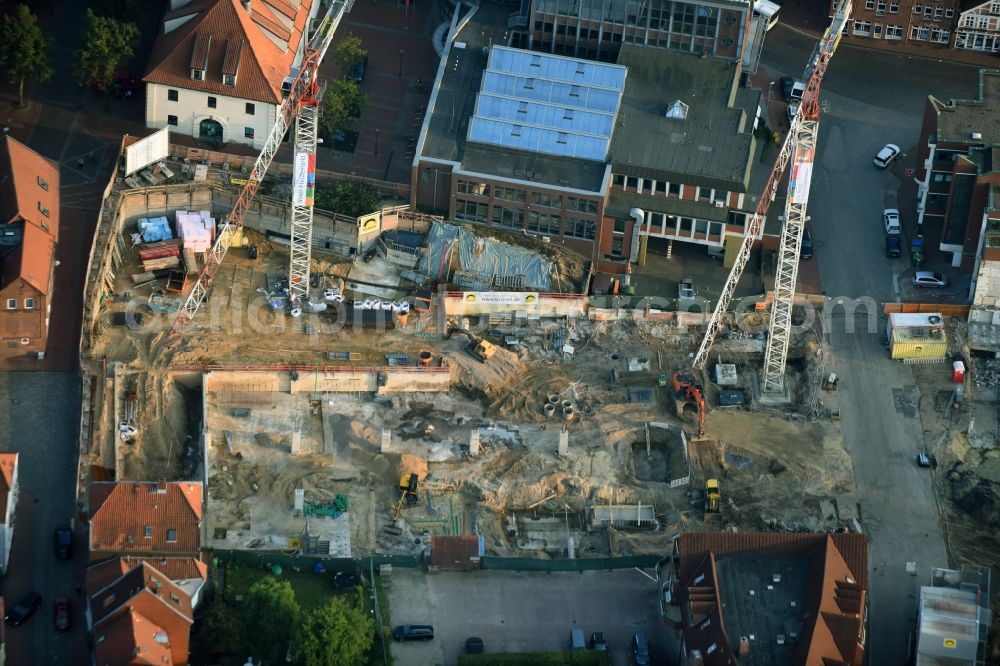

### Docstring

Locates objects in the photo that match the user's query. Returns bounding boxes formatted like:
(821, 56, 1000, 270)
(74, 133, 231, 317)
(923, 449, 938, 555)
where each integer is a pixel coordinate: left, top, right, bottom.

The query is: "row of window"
(165, 115, 256, 139)
(456, 199, 596, 240)
(955, 31, 1000, 51)
(167, 89, 256, 115)
(141, 525, 178, 541)
(912, 4, 954, 20)
(457, 180, 600, 214)
(853, 20, 949, 42)
(6, 298, 35, 310)
(960, 14, 999, 29)
(611, 174, 729, 205)
(189, 68, 236, 87)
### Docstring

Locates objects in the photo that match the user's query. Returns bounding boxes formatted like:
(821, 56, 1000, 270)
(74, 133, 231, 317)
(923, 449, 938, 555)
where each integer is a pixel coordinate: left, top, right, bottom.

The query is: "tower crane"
(163, 0, 352, 349)
(691, 0, 853, 394)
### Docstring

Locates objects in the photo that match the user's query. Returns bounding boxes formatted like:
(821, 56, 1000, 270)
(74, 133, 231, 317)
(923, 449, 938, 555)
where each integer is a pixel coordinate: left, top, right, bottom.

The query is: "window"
(712, 190, 728, 204)
(864, 0, 874, 8)
(167, 89, 178, 101)
(494, 186, 526, 203)
(457, 179, 490, 197)
(911, 25, 929, 40)
(166, 529, 177, 542)
(697, 186, 712, 202)
(931, 28, 949, 43)
(612, 174, 625, 188)
(625, 176, 639, 189)
(510, 125, 523, 138)
(492, 206, 525, 229)
(565, 217, 595, 240)
(668, 182, 681, 197)
(614, 218, 626, 233)
(192, 69, 204, 81)
(23, 298, 34, 310)
(528, 212, 561, 235)
(886, 24, 903, 39)
(455, 199, 488, 223)
(876, 0, 886, 12)
(913, 4, 922, 13)
(144, 525, 153, 538)
(655, 180, 667, 195)
(874, 23, 883, 36)
(934, 7, 943, 20)
(40, 220, 49, 232)
(38, 202, 49, 217)
(244, 127, 254, 139)
(556, 132, 568, 145)
(37, 176, 48, 191)
(569, 85, 580, 97)
(170, 593, 181, 604)
(523, 77, 536, 90)
(207, 96, 217, 108)
(854, 20, 872, 35)
(246, 103, 255, 115)
(224, 74, 236, 86)
(531, 192, 562, 209)
(567, 197, 598, 215)
(6, 299, 15, 310)
(167, 115, 178, 126)
(610, 236, 624, 257)
(945, 8, 953, 18)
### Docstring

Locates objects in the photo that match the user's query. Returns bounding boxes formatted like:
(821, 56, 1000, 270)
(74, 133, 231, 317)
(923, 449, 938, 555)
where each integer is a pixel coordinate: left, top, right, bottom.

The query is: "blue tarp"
(138, 216, 173, 243)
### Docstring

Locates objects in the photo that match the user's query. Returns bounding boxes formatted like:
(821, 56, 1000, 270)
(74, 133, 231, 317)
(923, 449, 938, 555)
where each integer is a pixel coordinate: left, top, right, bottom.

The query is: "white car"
(883, 208, 901, 235)
(786, 99, 800, 123)
(874, 143, 900, 168)
(912, 271, 948, 288)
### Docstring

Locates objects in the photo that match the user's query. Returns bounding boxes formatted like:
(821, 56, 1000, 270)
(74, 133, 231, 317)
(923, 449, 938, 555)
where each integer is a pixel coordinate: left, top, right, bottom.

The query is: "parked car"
(570, 628, 586, 650)
(5, 592, 42, 626)
(885, 235, 902, 258)
(790, 80, 805, 101)
(590, 632, 608, 651)
(54, 525, 73, 560)
(912, 271, 948, 288)
(349, 56, 368, 83)
(53, 597, 71, 631)
(800, 229, 813, 260)
(786, 99, 800, 123)
(465, 637, 485, 654)
(874, 143, 901, 168)
(632, 632, 651, 666)
(883, 209, 901, 235)
(392, 625, 434, 641)
(779, 76, 794, 101)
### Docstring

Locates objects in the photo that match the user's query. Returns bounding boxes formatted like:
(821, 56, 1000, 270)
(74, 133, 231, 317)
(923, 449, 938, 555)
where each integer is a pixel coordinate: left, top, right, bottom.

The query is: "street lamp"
(398, 49, 403, 78)
(374, 128, 380, 156)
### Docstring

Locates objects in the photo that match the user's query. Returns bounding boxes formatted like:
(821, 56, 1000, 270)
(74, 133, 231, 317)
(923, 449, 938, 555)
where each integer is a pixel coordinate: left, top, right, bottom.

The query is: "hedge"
(457, 651, 609, 666)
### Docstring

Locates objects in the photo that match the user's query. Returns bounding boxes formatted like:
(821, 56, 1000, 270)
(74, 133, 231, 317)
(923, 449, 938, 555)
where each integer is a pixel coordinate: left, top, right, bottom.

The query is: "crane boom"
(164, 0, 351, 345)
(691, 0, 852, 372)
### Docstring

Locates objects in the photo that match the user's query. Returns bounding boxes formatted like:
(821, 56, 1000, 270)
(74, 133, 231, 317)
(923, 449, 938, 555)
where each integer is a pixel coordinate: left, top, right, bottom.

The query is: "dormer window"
(191, 69, 204, 81)
(223, 74, 235, 86)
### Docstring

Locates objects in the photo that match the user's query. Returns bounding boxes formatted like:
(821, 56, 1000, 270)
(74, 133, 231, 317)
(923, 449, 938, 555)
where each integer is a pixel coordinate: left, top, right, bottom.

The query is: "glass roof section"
(467, 46, 626, 162)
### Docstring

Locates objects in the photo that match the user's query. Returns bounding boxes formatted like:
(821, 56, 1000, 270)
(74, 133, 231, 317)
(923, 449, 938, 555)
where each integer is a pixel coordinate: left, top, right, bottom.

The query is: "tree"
(74, 9, 139, 91)
(292, 596, 373, 666)
(319, 80, 366, 141)
(315, 181, 381, 218)
(333, 34, 367, 72)
(198, 597, 243, 657)
(0, 4, 52, 108)
(240, 577, 301, 664)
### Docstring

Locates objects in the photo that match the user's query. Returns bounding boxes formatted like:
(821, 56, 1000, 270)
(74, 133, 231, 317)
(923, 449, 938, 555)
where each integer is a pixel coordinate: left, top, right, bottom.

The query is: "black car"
(5, 592, 42, 626)
(780, 76, 794, 102)
(632, 631, 651, 666)
(465, 636, 485, 654)
(885, 235, 902, 258)
(393, 624, 434, 641)
(800, 229, 813, 260)
(54, 525, 73, 560)
(349, 56, 368, 83)
(590, 631, 608, 651)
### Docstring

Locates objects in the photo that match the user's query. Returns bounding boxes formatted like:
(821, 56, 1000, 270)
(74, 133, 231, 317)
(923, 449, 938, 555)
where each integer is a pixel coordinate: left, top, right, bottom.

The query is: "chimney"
(739, 636, 750, 657)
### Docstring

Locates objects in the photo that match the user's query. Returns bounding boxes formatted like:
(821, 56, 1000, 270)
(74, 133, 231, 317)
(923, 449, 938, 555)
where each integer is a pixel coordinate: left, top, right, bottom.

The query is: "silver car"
(912, 271, 948, 288)
(874, 143, 901, 168)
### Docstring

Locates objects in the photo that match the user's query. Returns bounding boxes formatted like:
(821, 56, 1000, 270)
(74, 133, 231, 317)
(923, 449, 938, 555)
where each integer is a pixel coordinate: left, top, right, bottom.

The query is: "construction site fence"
(883, 302, 971, 318)
(210, 548, 424, 572)
(168, 143, 411, 201)
(479, 555, 661, 572)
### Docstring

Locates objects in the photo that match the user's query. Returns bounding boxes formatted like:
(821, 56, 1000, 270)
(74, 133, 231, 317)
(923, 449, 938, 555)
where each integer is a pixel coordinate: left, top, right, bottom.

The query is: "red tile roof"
(0, 136, 59, 295)
(0, 453, 16, 519)
(143, 0, 314, 105)
(430, 535, 482, 570)
(89, 482, 203, 557)
(87, 556, 208, 596)
(91, 562, 193, 666)
(676, 532, 868, 666)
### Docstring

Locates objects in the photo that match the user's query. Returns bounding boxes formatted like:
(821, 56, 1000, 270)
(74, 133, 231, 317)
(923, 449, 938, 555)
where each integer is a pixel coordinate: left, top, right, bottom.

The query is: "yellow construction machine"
(704, 479, 722, 521)
(393, 473, 420, 519)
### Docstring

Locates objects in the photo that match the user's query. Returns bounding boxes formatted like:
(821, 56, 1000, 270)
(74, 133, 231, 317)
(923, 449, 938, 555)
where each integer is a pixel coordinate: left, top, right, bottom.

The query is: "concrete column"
(381, 428, 391, 454)
(294, 488, 305, 512)
(469, 429, 480, 456)
(291, 431, 303, 455)
(558, 427, 569, 456)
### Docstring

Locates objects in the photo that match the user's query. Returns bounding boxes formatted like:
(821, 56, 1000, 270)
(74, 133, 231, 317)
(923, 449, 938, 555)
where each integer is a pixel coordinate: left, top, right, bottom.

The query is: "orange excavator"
(671, 372, 707, 438)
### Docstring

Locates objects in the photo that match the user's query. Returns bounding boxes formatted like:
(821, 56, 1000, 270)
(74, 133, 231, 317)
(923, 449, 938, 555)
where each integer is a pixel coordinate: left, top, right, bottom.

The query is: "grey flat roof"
(715, 555, 808, 666)
(609, 44, 759, 192)
(420, 4, 606, 191)
(932, 69, 1000, 145)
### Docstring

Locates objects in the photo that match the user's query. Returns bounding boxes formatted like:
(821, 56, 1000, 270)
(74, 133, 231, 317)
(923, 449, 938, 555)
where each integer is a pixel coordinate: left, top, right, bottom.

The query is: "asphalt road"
(0, 373, 84, 664)
(760, 25, 976, 662)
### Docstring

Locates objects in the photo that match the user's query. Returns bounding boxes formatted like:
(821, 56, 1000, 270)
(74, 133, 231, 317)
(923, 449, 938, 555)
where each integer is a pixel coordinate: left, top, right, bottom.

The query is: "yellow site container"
(890, 338, 947, 360)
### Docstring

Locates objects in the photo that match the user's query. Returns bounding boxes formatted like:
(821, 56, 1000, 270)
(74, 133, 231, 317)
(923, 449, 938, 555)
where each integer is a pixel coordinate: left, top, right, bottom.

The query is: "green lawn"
(458, 652, 610, 666)
(224, 562, 340, 611)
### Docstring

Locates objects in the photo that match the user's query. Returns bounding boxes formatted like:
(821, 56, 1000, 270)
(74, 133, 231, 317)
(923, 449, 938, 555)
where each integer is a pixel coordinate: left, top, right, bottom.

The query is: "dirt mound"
(949, 466, 1000, 526)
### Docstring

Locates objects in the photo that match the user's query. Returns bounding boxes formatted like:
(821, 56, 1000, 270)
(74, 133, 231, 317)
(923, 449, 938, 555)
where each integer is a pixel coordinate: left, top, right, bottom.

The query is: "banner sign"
(461, 292, 539, 305)
(292, 152, 316, 207)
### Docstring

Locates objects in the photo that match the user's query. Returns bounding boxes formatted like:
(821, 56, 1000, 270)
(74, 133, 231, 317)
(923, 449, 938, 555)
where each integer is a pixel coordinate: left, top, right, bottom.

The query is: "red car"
(53, 597, 71, 631)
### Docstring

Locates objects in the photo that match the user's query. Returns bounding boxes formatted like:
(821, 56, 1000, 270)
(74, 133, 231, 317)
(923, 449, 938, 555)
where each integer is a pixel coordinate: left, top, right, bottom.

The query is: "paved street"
(386, 569, 672, 665)
(760, 24, 977, 663)
(0, 373, 84, 664)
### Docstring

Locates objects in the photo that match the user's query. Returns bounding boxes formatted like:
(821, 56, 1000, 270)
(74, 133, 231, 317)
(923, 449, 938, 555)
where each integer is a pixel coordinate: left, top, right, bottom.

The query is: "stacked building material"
(138, 216, 173, 243)
(176, 210, 213, 252)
